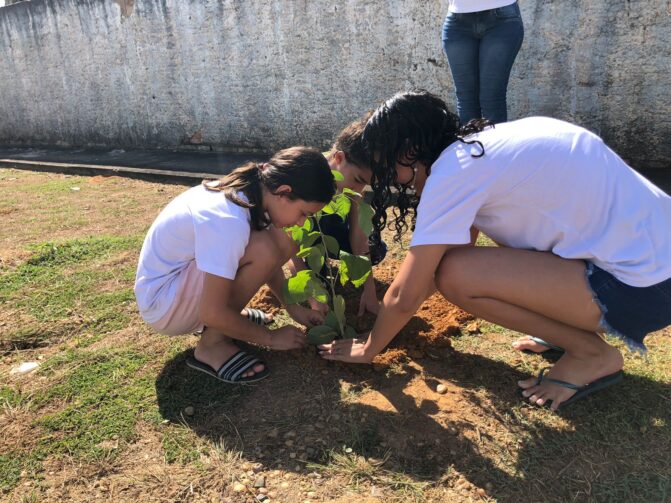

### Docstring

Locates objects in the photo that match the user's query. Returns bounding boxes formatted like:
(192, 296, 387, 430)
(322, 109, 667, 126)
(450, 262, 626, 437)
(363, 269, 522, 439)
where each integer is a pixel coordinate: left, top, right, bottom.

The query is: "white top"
(411, 117, 671, 287)
(135, 185, 251, 323)
(448, 0, 516, 13)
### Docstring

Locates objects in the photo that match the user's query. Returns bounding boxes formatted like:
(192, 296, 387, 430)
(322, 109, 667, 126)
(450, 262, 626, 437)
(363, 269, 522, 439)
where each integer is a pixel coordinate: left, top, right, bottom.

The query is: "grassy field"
(1, 168, 669, 503)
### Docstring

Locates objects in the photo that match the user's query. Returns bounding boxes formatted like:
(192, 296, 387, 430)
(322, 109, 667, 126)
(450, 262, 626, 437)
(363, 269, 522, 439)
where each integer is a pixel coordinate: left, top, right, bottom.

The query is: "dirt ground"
(1, 169, 670, 503)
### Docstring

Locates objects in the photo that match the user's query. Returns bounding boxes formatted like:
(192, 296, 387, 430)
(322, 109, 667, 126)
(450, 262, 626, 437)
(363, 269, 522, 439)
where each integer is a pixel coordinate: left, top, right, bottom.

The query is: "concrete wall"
(0, 0, 669, 168)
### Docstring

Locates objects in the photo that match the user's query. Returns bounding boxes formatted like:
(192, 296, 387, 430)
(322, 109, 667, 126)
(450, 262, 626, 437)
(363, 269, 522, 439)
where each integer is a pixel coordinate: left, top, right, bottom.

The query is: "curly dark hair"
(362, 89, 493, 242)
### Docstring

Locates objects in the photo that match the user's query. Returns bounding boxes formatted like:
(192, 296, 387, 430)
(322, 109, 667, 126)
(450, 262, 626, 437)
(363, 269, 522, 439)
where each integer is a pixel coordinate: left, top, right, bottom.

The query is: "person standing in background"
(442, 0, 524, 124)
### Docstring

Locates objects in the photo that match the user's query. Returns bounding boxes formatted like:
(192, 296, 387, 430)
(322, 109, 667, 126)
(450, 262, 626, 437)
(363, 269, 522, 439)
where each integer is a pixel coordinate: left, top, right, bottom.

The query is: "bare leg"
(195, 226, 295, 378)
(436, 247, 624, 410)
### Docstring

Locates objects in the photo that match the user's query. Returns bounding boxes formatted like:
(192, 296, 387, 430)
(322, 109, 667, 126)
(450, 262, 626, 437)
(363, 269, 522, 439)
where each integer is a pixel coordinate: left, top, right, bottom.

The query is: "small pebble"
(232, 482, 246, 492)
(307, 492, 317, 498)
(184, 406, 195, 416)
(477, 488, 486, 497)
(253, 476, 265, 488)
(436, 384, 448, 394)
(9, 362, 39, 375)
(258, 488, 268, 495)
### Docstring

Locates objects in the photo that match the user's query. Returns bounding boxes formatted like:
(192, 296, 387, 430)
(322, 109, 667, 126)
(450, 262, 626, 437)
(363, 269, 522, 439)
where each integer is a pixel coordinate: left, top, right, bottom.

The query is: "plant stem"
(315, 216, 344, 337)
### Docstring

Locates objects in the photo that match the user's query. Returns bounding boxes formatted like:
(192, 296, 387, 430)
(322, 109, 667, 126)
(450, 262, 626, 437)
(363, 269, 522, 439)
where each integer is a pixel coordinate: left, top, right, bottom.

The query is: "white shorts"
(150, 260, 205, 336)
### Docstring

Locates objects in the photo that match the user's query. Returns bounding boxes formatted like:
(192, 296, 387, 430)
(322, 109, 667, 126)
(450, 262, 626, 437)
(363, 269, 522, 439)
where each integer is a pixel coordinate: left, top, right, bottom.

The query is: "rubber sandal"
(530, 367, 624, 409)
(520, 336, 565, 361)
(186, 351, 270, 384)
(244, 308, 273, 325)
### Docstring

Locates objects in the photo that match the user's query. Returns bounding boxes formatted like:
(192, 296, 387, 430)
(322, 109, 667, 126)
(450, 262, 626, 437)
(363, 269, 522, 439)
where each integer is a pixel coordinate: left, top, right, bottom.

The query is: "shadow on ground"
(155, 329, 671, 502)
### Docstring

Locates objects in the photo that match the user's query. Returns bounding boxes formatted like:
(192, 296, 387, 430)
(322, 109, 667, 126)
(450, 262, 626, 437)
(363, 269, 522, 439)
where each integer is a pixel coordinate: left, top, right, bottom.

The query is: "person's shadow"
(155, 327, 671, 502)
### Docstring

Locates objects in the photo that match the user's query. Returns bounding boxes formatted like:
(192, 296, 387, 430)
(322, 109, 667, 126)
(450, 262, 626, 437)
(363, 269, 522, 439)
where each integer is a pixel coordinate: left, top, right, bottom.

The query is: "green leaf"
(322, 193, 351, 221)
(333, 194, 352, 221)
(302, 218, 313, 232)
(284, 270, 313, 304)
(357, 200, 374, 237)
(331, 169, 345, 182)
(342, 187, 362, 199)
(339, 251, 372, 288)
(333, 294, 346, 334)
(344, 325, 358, 339)
(324, 311, 339, 332)
(284, 271, 329, 304)
(296, 247, 313, 259)
(288, 226, 304, 243)
(306, 247, 325, 274)
(307, 325, 337, 345)
(308, 278, 329, 304)
(322, 235, 340, 257)
(303, 231, 321, 248)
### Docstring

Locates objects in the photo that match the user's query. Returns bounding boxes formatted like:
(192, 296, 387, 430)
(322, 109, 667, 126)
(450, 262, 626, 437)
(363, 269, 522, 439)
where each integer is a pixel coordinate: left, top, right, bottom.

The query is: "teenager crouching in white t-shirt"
(135, 147, 335, 384)
(319, 90, 671, 411)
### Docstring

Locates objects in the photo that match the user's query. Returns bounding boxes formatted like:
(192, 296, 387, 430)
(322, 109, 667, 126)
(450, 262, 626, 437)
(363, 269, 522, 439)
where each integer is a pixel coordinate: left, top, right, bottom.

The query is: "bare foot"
(195, 331, 264, 379)
(518, 345, 624, 411)
(512, 336, 555, 354)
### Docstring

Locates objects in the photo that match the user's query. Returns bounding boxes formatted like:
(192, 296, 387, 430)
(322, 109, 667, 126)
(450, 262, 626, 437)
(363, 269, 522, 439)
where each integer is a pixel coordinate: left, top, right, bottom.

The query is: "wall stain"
(114, 0, 134, 18)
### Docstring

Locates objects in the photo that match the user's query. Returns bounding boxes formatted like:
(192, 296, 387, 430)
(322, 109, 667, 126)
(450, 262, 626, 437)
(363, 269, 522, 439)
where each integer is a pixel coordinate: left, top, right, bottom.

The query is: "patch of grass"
(0, 453, 23, 493)
(162, 425, 203, 465)
(313, 448, 429, 500)
(0, 385, 23, 409)
(34, 348, 154, 460)
(0, 452, 41, 494)
(0, 236, 142, 346)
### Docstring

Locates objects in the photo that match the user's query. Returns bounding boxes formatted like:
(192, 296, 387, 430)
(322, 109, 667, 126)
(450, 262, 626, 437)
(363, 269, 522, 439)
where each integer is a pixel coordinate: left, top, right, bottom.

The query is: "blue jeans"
(442, 2, 524, 124)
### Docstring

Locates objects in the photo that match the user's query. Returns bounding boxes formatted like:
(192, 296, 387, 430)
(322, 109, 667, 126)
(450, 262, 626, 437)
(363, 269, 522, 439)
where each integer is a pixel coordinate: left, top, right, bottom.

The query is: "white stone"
(10, 362, 39, 375)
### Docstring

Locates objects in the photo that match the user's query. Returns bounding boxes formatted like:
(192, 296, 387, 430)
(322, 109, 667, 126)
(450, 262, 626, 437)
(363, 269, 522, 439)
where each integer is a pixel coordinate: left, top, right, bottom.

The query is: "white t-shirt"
(135, 185, 251, 323)
(411, 117, 671, 287)
(448, 0, 516, 13)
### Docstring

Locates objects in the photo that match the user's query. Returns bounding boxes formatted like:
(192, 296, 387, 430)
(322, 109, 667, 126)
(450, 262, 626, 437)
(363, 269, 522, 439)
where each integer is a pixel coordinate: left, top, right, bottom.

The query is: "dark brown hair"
(329, 111, 373, 170)
(204, 146, 336, 230)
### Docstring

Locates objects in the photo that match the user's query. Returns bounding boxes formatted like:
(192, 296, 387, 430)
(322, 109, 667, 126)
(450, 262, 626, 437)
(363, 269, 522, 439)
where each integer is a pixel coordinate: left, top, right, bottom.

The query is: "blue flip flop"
(529, 368, 624, 409)
(520, 336, 565, 361)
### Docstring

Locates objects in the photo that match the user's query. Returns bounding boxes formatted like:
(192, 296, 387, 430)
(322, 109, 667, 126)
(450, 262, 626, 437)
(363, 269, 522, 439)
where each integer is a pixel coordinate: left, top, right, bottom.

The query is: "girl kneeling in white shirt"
(320, 90, 671, 410)
(135, 147, 335, 384)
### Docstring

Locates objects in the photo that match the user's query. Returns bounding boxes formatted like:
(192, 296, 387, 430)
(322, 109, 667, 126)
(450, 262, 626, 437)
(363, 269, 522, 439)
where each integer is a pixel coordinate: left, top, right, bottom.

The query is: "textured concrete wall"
(0, 0, 669, 168)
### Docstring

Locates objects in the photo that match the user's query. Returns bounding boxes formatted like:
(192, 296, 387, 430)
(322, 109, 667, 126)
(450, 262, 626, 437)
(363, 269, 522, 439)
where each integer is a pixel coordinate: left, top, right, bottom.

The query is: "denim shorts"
(586, 262, 671, 352)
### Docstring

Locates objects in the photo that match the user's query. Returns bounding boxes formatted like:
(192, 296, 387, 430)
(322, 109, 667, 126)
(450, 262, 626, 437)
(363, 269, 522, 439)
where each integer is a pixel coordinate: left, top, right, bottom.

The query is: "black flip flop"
(528, 367, 624, 409)
(520, 336, 565, 361)
(186, 351, 270, 384)
(245, 308, 273, 325)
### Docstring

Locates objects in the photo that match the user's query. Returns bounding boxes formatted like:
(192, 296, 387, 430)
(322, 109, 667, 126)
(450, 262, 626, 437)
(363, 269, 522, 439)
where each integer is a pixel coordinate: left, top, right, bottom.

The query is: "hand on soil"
(319, 337, 372, 363)
(270, 326, 307, 350)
